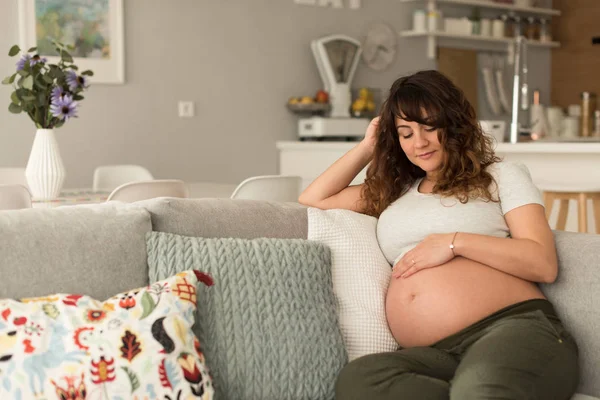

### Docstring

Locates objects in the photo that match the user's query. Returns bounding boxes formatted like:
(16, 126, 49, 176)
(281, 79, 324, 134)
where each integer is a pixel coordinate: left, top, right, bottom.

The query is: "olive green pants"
(336, 299, 579, 400)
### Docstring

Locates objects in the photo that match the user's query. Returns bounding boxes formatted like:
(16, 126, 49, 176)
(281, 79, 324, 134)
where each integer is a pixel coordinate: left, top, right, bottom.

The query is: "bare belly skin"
(386, 256, 546, 348)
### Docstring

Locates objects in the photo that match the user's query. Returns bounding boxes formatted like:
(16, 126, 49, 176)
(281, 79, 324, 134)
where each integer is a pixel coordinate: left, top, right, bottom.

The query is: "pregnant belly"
(386, 257, 546, 348)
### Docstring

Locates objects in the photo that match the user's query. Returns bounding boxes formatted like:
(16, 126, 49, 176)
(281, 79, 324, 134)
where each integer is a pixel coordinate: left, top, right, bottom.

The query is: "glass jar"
(539, 18, 552, 42)
(525, 16, 538, 40)
(512, 15, 523, 37)
(501, 14, 512, 37)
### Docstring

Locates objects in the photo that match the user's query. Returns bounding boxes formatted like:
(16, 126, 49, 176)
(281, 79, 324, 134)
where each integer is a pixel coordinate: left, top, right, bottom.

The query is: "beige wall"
(0, 0, 551, 187)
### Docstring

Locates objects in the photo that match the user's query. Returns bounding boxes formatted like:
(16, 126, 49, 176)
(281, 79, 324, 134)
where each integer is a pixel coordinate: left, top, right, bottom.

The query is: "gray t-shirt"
(376, 161, 544, 266)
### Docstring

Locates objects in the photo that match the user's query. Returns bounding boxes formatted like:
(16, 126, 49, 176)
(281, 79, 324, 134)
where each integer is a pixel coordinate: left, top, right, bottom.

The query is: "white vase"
(25, 129, 66, 200)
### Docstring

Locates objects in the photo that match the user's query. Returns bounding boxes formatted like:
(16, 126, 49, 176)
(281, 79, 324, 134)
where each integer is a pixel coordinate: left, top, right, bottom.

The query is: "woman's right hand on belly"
(392, 233, 456, 279)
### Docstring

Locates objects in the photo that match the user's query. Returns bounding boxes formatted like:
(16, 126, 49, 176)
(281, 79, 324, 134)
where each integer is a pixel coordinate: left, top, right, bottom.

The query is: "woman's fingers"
(394, 254, 416, 278)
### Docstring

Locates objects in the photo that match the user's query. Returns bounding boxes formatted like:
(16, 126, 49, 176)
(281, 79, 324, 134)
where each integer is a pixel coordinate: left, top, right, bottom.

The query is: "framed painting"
(18, 0, 125, 84)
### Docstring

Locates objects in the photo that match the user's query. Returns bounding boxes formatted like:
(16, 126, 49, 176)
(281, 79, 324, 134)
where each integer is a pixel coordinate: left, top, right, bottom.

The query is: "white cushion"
(0, 270, 214, 399)
(307, 208, 398, 361)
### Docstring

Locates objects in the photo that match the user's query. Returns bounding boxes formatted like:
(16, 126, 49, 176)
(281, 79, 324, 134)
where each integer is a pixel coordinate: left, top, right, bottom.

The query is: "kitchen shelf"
(399, 30, 560, 58)
(399, 0, 560, 16)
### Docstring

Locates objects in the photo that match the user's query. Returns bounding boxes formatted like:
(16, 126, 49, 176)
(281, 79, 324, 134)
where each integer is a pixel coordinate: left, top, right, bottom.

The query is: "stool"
(541, 187, 600, 233)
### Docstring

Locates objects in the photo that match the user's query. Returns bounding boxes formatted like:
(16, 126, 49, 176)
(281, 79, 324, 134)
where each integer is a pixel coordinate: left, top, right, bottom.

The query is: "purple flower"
(29, 54, 47, 66)
(66, 71, 89, 91)
(66, 71, 78, 91)
(78, 74, 90, 88)
(50, 94, 78, 121)
(16, 54, 31, 71)
(51, 87, 66, 104)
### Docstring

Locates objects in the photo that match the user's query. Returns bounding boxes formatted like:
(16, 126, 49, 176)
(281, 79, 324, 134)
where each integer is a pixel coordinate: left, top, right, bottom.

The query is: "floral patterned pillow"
(0, 270, 214, 400)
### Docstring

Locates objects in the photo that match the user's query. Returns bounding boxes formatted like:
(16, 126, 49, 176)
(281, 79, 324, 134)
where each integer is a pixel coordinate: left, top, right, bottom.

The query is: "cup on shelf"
(492, 18, 505, 38)
(546, 106, 565, 138)
(413, 9, 427, 32)
(562, 116, 580, 139)
(568, 104, 582, 118)
(480, 19, 492, 36)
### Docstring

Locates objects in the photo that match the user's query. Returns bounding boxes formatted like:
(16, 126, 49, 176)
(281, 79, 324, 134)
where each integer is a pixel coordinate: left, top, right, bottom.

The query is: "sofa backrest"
(0, 202, 151, 301)
(541, 230, 600, 397)
(135, 198, 307, 239)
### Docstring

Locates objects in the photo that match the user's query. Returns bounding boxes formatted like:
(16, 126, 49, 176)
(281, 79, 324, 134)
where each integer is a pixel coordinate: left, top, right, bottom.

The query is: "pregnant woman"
(298, 70, 579, 399)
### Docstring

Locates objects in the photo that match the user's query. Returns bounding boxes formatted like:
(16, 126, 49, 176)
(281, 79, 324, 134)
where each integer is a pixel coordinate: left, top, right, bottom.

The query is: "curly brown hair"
(362, 70, 501, 217)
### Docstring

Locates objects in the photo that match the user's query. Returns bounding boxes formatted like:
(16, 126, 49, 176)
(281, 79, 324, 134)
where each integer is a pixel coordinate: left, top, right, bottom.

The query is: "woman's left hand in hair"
(393, 233, 456, 279)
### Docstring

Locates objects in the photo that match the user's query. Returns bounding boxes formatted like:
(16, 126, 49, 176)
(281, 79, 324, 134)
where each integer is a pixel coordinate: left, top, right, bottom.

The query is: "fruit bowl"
(286, 102, 332, 116)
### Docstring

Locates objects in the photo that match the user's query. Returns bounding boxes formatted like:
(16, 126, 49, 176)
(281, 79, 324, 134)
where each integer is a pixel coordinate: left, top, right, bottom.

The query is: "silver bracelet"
(449, 232, 458, 257)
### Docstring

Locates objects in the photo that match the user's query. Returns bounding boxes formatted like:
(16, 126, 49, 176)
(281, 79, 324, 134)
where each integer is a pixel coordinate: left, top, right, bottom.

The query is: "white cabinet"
(277, 141, 366, 190)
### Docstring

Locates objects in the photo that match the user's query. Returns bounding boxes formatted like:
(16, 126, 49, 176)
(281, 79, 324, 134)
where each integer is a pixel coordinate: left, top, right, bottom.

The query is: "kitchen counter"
(496, 142, 600, 153)
(276, 140, 600, 153)
(277, 140, 600, 233)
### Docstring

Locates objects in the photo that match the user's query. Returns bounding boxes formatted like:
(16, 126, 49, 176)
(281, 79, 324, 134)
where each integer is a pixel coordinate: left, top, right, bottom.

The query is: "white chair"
(0, 168, 28, 187)
(92, 165, 154, 192)
(0, 184, 32, 210)
(230, 175, 302, 202)
(106, 180, 189, 203)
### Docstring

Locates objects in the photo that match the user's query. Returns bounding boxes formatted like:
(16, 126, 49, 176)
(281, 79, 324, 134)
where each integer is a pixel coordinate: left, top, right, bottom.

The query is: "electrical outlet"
(178, 101, 195, 118)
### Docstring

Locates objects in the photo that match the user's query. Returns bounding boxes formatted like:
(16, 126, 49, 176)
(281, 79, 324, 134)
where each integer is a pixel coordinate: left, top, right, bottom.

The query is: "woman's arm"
(395, 204, 558, 283)
(453, 203, 558, 283)
(298, 118, 378, 211)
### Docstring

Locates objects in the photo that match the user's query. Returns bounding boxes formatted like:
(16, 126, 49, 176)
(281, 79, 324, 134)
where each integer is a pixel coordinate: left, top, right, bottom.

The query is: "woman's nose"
(414, 132, 429, 147)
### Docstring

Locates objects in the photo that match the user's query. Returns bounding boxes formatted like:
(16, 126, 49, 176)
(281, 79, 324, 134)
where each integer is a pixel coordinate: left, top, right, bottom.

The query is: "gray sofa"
(0, 198, 599, 400)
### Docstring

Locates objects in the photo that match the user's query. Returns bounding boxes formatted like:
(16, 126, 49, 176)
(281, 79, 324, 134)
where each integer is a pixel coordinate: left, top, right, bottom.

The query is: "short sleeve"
(491, 162, 544, 215)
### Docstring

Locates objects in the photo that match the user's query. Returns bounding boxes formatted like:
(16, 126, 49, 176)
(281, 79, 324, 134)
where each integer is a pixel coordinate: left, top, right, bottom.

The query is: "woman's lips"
(418, 151, 435, 159)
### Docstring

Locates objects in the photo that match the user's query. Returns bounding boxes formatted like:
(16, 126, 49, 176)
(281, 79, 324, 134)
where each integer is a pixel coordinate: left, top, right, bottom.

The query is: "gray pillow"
(146, 231, 347, 400)
(0, 203, 151, 300)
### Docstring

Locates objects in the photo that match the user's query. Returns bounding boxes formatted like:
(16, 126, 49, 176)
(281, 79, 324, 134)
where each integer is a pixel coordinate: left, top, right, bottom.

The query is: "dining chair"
(106, 180, 189, 203)
(0, 184, 32, 210)
(230, 175, 302, 202)
(92, 165, 154, 192)
(0, 167, 28, 187)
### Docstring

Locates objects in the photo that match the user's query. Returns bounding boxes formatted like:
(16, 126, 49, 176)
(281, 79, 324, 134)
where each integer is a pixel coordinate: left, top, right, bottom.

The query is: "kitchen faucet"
(509, 36, 531, 144)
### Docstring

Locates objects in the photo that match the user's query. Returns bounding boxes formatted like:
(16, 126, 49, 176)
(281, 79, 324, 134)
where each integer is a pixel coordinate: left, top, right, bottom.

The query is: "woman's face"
(395, 115, 444, 176)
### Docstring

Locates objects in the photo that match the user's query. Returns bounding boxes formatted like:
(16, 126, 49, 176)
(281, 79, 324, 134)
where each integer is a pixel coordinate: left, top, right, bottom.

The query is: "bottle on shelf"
(530, 90, 549, 140)
(427, 7, 443, 32)
(580, 92, 597, 137)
